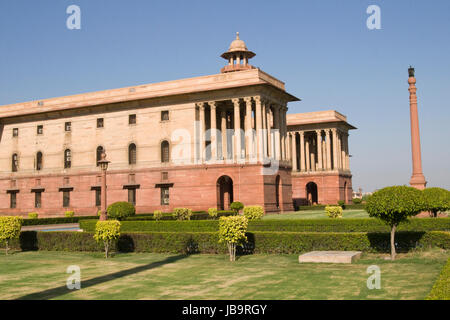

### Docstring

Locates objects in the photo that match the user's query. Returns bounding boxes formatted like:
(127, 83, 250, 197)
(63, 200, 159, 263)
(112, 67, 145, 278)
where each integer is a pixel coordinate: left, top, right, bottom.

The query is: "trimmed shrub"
(423, 187, 450, 218)
(352, 198, 362, 204)
(218, 216, 248, 261)
(325, 206, 343, 218)
(0, 216, 23, 255)
(337, 200, 346, 210)
(243, 206, 264, 220)
(28, 212, 38, 219)
(172, 208, 193, 221)
(23, 216, 98, 226)
(426, 257, 450, 300)
(107, 201, 136, 220)
(230, 202, 244, 215)
(65, 211, 75, 218)
(208, 208, 218, 218)
(366, 185, 426, 260)
(153, 210, 163, 221)
(93, 220, 121, 258)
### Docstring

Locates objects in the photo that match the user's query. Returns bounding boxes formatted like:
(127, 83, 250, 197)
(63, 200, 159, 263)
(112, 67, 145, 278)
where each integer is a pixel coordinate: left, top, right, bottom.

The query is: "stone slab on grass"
(298, 251, 362, 264)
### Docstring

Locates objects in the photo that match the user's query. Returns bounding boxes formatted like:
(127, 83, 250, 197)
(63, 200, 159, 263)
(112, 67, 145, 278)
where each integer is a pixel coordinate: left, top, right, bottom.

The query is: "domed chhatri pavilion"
(0, 33, 356, 217)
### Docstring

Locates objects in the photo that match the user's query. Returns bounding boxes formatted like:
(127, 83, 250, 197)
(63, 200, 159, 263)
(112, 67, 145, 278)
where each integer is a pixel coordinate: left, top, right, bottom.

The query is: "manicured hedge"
(426, 257, 450, 300)
(79, 218, 450, 233)
(22, 216, 98, 226)
(124, 211, 235, 221)
(297, 204, 366, 211)
(10, 230, 450, 254)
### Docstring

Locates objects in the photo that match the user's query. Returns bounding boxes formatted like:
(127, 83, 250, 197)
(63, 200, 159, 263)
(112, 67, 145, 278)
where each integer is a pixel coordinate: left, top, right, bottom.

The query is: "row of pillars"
(195, 96, 289, 163)
(289, 128, 349, 172)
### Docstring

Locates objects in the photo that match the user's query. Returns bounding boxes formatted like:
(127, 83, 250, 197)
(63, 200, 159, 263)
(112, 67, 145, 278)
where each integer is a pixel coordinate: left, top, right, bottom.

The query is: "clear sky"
(0, 0, 449, 192)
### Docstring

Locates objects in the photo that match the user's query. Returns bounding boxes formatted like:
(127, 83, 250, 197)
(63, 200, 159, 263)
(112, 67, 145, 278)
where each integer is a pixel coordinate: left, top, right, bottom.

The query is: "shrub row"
(297, 204, 366, 211)
(10, 230, 450, 254)
(426, 257, 450, 300)
(79, 217, 450, 233)
(124, 211, 235, 221)
(22, 215, 98, 226)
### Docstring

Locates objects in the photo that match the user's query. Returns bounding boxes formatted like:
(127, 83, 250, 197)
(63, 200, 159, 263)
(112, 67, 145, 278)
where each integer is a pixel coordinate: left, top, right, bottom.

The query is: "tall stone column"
(316, 130, 323, 170)
(261, 99, 267, 158)
(341, 132, 347, 170)
(337, 131, 342, 169)
(232, 98, 242, 161)
(299, 131, 305, 171)
(254, 96, 263, 162)
(208, 101, 217, 161)
(331, 128, 338, 170)
(291, 132, 297, 171)
(221, 108, 227, 160)
(273, 105, 281, 160)
(345, 133, 350, 170)
(325, 129, 332, 170)
(244, 97, 253, 161)
(305, 137, 310, 171)
(408, 67, 427, 189)
(198, 103, 205, 163)
(267, 104, 272, 158)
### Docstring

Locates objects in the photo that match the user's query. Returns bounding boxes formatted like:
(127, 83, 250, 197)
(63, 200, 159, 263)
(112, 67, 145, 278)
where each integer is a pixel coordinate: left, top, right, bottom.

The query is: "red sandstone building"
(0, 34, 356, 217)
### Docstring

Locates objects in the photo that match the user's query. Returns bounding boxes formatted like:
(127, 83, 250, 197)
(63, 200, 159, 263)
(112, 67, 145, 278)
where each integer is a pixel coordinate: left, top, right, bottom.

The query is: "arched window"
(128, 143, 136, 165)
(12, 154, 18, 172)
(64, 149, 71, 168)
(161, 141, 169, 163)
(36, 152, 43, 171)
(96, 146, 104, 166)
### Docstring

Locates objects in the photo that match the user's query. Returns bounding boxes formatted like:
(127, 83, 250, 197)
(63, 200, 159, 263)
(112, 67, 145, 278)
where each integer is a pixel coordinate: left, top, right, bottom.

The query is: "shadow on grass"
(17, 254, 187, 300)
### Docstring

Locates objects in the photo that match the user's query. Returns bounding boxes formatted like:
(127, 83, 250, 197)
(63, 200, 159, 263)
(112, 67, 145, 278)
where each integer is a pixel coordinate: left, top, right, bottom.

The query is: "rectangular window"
(63, 191, 70, 208)
(128, 189, 136, 206)
(12, 128, 18, 137)
(95, 189, 101, 207)
(161, 172, 168, 181)
(10, 193, 17, 209)
(97, 118, 104, 128)
(37, 125, 43, 135)
(65, 122, 71, 132)
(129, 114, 136, 125)
(35, 192, 42, 208)
(160, 187, 169, 205)
(161, 110, 169, 121)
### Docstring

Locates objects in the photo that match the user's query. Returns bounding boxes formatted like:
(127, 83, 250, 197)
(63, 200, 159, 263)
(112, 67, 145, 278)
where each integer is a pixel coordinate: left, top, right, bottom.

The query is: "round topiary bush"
(325, 205, 343, 218)
(28, 212, 38, 219)
(366, 185, 426, 260)
(243, 206, 264, 220)
(153, 210, 163, 221)
(65, 211, 75, 218)
(337, 200, 346, 210)
(172, 208, 193, 221)
(106, 202, 136, 220)
(352, 198, 362, 205)
(230, 201, 244, 215)
(423, 187, 450, 218)
(208, 208, 218, 219)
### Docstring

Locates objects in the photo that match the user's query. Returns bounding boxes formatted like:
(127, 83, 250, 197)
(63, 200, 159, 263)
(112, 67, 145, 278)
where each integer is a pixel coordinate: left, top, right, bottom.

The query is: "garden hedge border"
(79, 218, 450, 233)
(9, 230, 450, 255)
(426, 257, 450, 300)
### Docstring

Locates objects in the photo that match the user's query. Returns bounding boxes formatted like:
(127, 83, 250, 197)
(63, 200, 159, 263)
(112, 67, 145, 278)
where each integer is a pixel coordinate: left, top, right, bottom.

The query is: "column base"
(410, 174, 427, 190)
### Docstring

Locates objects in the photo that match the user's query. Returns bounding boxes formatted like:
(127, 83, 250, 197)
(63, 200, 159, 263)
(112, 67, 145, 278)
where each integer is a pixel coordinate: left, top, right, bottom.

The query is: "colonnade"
(195, 96, 289, 163)
(288, 128, 349, 172)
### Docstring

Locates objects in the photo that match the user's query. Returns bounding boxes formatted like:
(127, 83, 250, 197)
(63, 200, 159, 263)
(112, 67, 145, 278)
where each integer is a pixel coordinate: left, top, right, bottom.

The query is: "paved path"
(21, 223, 81, 232)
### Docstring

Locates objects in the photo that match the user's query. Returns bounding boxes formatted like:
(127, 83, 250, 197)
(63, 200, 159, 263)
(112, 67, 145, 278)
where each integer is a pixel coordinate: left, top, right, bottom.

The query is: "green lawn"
(0, 249, 447, 300)
(264, 209, 370, 220)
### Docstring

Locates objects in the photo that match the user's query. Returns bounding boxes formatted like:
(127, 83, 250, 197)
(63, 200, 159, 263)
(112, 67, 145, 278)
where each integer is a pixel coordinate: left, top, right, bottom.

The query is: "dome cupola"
(220, 32, 256, 73)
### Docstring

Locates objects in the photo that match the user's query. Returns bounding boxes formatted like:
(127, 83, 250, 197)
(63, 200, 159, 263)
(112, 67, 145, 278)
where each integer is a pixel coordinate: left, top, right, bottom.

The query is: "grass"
(263, 209, 370, 220)
(0, 249, 447, 300)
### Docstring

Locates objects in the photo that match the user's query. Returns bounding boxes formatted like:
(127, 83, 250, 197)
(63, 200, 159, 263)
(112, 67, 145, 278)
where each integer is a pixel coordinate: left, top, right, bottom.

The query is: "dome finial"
(236, 32, 240, 40)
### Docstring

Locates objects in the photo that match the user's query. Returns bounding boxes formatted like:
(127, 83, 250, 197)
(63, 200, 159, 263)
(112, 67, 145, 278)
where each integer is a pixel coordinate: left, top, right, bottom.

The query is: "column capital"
(196, 102, 205, 109)
(315, 129, 322, 135)
(253, 96, 261, 103)
(231, 98, 240, 105)
(207, 101, 217, 108)
(331, 128, 337, 133)
(299, 130, 305, 137)
(243, 96, 252, 103)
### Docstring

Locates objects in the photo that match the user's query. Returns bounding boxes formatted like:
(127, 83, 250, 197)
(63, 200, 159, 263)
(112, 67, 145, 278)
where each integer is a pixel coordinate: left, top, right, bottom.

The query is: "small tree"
(93, 220, 121, 258)
(352, 198, 362, 204)
(366, 186, 425, 260)
(107, 201, 136, 220)
(325, 205, 343, 218)
(230, 201, 244, 215)
(243, 206, 264, 220)
(423, 188, 450, 218)
(0, 216, 23, 255)
(208, 208, 218, 219)
(65, 211, 75, 218)
(172, 208, 193, 221)
(218, 216, 248, 261)
(153, 210, 163, 221)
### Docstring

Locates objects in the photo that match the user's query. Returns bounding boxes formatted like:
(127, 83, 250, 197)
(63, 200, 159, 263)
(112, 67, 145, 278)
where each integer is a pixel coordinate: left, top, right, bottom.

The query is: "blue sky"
(1, 0, 449, 192)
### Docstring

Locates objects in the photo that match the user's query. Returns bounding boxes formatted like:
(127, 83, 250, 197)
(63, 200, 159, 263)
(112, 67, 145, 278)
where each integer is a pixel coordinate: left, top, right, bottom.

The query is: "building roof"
(287, 110, 356, 129)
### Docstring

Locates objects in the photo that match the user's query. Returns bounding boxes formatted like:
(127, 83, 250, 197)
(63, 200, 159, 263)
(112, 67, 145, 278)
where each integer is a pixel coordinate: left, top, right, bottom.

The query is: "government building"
(0, 33, 356, 217)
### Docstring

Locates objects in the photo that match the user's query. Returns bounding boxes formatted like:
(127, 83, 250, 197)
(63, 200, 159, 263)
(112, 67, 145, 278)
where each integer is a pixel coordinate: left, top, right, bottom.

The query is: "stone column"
(325, 129, 332, 170)
(261, 99, 267, 158)
(280, 106, 287, 160)
(332, 128, 338, 170)
(299, 131, 305, 171)
(232, 98, 242, 161)
(291, 132, 297, 171)
(198, 103, 205, 163)
(273, 105, 281, 161)
(244, 97, 253, 161)
(266, 104, 272, 158)
(208, 101, 217, 161)
(221, 108, 227, 160)
(305, 137, 310, 171)
(254, 96, 263, 161)
(316, 130, 323, 170)
(345, 133, 350, 170)
(341, 132, 346, 170)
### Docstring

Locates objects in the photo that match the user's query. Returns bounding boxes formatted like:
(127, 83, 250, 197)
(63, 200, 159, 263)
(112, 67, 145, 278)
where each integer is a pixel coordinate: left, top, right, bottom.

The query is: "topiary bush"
(65, 211, 75, 218)
(172, 208, 193, 221)
(426, 257, 450, 300)
(337, 200, 346, 210)
(423, 187, 450, 218)
(243, 206, 264, 220)
(93, 220, 121, 258)
(0, 216, 23, 255)
(218, 215, 248, 261)
(106, 202, 136, 220)
(366, 185, 426, 260)
(325, 206, 343, 218)
(230, 202, 244, 215)
(352, 198, 362, 205)
(208, 208, 218, 219)
(153, 210, 163, 221)
(28, 212, 38, 219)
